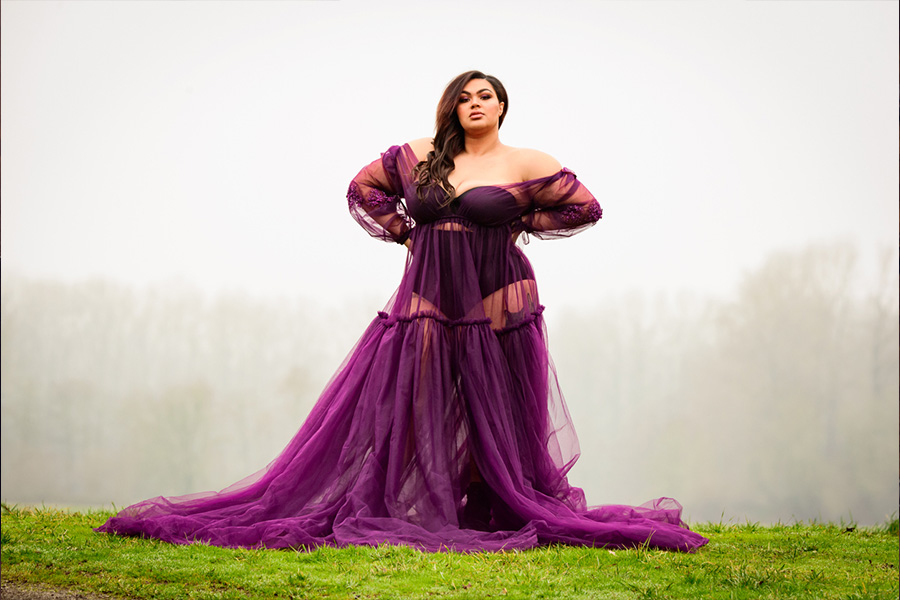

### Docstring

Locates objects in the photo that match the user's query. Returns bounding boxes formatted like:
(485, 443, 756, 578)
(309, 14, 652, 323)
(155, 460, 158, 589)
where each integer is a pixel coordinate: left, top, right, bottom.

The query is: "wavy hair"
(414, 70, 509, 206)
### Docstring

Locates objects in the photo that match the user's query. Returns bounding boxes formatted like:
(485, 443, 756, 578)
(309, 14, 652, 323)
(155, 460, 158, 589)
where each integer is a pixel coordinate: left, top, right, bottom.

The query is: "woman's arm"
(516, 149, 602, 240)
(347, 146, 414, 244)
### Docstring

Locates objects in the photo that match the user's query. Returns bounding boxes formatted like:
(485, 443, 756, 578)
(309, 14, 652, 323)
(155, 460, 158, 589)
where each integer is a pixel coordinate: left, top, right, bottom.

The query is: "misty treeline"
(556, 242, 898, 524)
(2, 242, 897, 524)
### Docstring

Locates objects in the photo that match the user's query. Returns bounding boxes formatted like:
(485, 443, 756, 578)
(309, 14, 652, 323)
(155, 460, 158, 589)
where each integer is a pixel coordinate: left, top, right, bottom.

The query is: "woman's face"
(456, 79, 504, 133)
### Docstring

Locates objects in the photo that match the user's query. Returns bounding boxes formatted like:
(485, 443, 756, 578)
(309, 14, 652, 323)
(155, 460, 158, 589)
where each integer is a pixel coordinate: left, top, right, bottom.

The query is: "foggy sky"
(2, 1, 897, 306)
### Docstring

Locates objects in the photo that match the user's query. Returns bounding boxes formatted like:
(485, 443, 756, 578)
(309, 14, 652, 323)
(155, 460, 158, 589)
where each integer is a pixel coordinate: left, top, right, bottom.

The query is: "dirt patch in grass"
(1, 582, 122, 600)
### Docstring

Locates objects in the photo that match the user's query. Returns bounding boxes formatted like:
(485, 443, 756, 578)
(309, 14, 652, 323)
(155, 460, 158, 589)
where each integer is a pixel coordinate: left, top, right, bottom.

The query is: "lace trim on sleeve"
(347, 181, 364, 207)
(347, 181, 401, 210)
(559, 202, 603, 226)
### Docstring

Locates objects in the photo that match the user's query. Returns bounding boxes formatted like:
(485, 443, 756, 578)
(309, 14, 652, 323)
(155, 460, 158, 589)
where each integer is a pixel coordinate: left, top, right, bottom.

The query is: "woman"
(96, 71, 708, 552)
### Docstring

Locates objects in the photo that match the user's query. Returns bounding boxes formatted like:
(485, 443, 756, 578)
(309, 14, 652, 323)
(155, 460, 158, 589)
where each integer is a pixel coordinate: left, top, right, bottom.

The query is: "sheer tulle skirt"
(96, 220, 708, 552)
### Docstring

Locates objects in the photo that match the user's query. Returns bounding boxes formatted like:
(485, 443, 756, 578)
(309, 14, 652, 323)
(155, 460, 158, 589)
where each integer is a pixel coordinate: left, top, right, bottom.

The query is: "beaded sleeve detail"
(559, 201, 603, 226)
(347, 182, 400, 210)
(347, 146, 413, 244)
(519, 169, 602, 240)
(346, 181, 364, 208)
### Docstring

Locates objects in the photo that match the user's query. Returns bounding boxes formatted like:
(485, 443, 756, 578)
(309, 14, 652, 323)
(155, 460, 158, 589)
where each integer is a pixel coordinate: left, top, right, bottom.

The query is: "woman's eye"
(458, 97, 470, 104)
(480, 95, 492, 101)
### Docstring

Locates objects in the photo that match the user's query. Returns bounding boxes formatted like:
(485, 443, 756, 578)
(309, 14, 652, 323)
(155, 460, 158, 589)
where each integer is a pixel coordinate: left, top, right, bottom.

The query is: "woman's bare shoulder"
(509, 147, 563, 180)
(406, 138, 434, 161)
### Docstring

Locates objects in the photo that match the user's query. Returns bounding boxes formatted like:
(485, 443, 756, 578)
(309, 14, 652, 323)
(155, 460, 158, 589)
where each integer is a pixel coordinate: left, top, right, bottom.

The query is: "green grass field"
(1, 505, 897, 599)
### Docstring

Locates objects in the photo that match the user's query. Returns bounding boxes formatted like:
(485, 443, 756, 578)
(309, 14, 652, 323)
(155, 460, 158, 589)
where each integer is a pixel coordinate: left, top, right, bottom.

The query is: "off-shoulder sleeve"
(347, 145, 414, 244)
(518, 168, 602, 240)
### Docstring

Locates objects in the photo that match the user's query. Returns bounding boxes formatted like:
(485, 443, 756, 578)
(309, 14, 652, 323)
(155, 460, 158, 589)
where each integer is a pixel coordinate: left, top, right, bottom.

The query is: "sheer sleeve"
(347, 145, 413, 244)
(519, 168, 602, 240)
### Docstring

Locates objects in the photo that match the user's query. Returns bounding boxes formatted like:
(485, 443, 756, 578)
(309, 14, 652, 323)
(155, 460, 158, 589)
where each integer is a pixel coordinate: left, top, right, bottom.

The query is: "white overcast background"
(3, 0, 897, 304)
(1, 1, 898, 521)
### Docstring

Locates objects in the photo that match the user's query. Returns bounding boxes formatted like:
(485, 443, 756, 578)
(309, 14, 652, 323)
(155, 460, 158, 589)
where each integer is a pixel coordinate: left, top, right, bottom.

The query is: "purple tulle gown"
(96, 144, 709, 552)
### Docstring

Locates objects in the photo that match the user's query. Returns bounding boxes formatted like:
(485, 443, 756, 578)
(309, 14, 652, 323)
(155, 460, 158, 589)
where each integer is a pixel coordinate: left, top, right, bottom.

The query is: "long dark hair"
(414, 70, 509, 206)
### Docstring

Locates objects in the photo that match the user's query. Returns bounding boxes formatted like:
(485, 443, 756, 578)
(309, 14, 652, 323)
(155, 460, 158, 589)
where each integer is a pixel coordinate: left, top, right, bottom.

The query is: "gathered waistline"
(376, 305, 545, 335)
(421, 216, 513, 229)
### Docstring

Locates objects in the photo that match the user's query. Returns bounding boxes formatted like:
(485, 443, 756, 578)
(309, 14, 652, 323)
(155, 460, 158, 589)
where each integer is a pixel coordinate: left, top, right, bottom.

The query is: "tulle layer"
(97, 315, 706, 551)
(96, 214, 708, 552)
